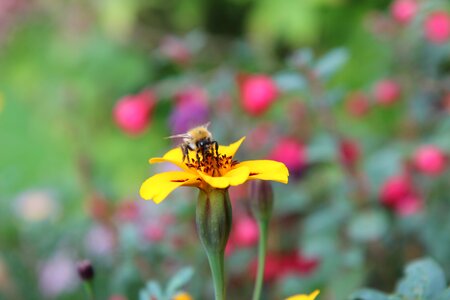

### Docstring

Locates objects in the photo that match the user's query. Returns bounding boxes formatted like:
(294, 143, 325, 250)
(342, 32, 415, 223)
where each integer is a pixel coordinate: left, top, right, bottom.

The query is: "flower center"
(185, 150, 238, 176)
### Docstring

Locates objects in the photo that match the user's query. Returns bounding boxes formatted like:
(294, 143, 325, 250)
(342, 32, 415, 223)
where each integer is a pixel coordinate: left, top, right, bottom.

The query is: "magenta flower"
(113, 89, 156, 135)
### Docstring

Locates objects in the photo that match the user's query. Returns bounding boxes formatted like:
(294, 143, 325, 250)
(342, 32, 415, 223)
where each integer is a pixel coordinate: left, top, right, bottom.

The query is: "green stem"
(206, 251, 226, 300)
(83, 281, 95, 300)
(196, 189, 232, 300)
(252, 220, 268, 300)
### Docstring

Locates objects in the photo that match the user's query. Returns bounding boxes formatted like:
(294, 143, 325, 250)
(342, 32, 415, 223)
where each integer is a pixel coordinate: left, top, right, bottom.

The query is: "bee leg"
(181, 146, 189, 162)
(212, 141, 219, 160)
(196, 150, 201, 165)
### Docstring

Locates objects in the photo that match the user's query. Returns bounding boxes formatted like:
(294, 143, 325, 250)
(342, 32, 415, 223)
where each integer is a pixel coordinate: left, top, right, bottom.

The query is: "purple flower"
(169, 86, 209, 135)
(38, 253, 77, 298)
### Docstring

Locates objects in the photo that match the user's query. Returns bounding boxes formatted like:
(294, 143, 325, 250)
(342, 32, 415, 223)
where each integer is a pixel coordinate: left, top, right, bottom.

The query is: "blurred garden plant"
(1, 0, 450, 299)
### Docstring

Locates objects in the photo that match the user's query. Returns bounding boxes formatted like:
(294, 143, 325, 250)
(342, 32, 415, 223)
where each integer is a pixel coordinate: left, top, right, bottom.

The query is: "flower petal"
(285, 290, 320, 300)
(140, 171, 199, 204)
(218, 137, 246, 158)
(149, 157, 193, 173)
(199, 166, 250, 189)
(236, 160, 289, 184)
(162, 147, 184, 163)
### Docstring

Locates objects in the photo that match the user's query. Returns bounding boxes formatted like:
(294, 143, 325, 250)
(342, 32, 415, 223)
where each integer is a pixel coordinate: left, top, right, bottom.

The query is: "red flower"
(338, 139, 360, 169)
(249, 251, 319, 282)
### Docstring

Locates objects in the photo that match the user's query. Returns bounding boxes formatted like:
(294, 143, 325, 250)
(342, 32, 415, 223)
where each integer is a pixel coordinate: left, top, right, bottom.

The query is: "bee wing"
(200, 121, 211, 128)
(165, 133, 191, 139)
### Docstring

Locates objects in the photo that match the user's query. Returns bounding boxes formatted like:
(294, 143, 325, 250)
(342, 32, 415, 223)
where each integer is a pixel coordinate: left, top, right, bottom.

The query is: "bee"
(167, 123, 219, 162)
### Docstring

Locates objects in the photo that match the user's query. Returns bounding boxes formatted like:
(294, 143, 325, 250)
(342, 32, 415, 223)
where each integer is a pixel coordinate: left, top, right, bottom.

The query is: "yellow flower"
(172, 292, 193, 300)
(140, 137, 289, 203)
(285, 290, 320, 300)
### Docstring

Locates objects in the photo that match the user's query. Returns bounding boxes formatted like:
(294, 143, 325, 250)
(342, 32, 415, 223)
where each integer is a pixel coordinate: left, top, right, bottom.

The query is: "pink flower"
(113, 90, 155, 135)
(116, 201, 140, 222)
(380, 175, 423, 215)
(159, 36, 191, 65)
(395, 195, 423, 216)
(142, 223, 165, 243)
(390, 0, 418, 24)
(345, 91, 371, 117)
(424, 11, 450, 44)
(109, 296, 128, 300)
(269, 137, 307, 175)
(380, 175, 413, 207)
(239, 75, 278, 116)
(413, 145, 447, 176)
(232, 216, 259, 247)
(84, 224, 116, 257)
(225, 240, 235, 257)
(374, 79, 401, 105)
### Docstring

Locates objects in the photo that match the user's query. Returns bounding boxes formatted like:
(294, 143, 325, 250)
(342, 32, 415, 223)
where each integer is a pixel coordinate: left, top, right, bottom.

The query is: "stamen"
(183, 147, 237, 177)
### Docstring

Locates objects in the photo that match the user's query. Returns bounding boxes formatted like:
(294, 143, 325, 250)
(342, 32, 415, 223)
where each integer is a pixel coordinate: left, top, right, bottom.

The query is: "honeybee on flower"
(167, 122, 219, 163)
(140, 124, 288, 203)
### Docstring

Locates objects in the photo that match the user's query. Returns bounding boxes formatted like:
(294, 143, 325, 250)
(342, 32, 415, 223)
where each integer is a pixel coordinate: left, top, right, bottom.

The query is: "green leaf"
(139, 290, 150, 300)
(349, 288, 390, 300)
(395, 258, 446, 299)
(147, 280, 165, 300)
(274, 71, 307, 92)
(435, 288, 450, 300)
(315, 48, 349, 80)
(347, 209, 389, 243)
(165, 267, 194, 297)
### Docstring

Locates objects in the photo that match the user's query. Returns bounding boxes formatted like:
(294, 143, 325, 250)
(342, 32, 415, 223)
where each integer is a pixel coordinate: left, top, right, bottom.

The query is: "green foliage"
(351, 258, 449, 300)
(140, 267, 194, 300)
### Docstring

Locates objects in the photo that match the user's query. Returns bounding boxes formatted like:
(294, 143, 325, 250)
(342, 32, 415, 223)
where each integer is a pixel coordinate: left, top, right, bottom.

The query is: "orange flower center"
(185, 151, 238, 177)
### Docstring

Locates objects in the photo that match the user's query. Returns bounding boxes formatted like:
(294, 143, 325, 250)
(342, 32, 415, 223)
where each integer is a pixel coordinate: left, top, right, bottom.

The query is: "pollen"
(186, 150, 238, 176)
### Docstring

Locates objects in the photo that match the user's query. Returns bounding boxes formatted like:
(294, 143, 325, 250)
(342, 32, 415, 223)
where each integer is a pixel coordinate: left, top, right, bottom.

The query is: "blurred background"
(1, 0, 450, 299)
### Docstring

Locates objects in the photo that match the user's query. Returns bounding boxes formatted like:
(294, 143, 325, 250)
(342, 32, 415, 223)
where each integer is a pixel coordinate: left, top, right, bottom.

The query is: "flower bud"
(249, 180, 274, 222)
(76, 260, 94, 281)
(196, 189, 232, 253)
